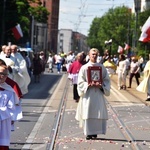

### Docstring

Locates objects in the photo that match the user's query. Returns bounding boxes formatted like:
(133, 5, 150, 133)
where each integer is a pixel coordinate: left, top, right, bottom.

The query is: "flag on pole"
(12, 24, 23, 40)
(124, 43, 130, 50)
(139, 16, 150, 42)
(117, 45, 124, 54)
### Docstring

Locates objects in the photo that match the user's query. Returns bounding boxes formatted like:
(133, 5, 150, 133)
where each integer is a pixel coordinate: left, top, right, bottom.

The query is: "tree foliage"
(87, 6, 133, 55)
(87, 6, 150, 57)
(28, 5, 49, 23)
(0, 0, 49, 45)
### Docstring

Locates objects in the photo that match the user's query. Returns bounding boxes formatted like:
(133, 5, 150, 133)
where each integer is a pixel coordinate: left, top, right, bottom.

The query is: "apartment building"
(57, 29, 89, 55)
(31, 0, 59, 54)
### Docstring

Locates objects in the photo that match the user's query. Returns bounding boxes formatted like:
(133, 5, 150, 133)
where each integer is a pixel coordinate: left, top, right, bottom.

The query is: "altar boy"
(0, 64, 22, 150)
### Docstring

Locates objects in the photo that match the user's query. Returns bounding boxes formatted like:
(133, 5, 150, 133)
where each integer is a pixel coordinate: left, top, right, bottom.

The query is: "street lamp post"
(134, 0, 140, 48)
(105, 39, 112, 56)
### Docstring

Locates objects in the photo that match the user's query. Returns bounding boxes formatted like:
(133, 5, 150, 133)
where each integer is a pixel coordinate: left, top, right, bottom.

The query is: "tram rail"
(46, 78, 69, 150)
(44, 74, 150, 150)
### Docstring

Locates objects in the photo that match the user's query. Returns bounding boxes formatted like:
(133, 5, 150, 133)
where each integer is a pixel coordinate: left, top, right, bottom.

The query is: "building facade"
(31, 0, 60, 55)
(57, 29, 89, 55)
(132, 0, 150, 13)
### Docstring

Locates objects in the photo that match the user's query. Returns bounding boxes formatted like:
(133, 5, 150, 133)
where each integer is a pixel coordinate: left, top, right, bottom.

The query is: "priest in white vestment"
(75, 48, 110, 140)
(11, 45, 31, 95)
(0, 46, 20, 80)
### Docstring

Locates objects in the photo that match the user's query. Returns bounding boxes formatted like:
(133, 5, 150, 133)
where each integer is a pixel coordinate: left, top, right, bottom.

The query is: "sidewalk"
(111, 73, 149, 104)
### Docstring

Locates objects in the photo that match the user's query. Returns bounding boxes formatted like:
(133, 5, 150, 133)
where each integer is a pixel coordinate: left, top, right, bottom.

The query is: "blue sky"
(59, 0, 134, 36)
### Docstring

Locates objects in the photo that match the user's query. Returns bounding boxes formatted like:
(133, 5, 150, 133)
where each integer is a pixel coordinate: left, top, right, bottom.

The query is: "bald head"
(11, 45, 17, 53)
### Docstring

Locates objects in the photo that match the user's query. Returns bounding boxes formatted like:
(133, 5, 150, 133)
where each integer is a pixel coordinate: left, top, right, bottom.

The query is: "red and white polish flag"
(12, 24, 23, 40)
(139, 16, 150, 42)
(124, 43, 130, 50)
(117, 45, 124, 54)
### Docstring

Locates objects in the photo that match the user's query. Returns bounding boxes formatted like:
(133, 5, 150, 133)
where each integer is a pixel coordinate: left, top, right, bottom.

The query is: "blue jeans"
(56, 63, 61, 72)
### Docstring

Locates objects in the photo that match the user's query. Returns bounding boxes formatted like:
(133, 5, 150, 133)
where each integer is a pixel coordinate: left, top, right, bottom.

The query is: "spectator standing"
(103, 57, 117, 77)
(75, 48, 110, 140)
(66, 51, 75, 72)
(128, 56, 140, 88)
(68, 53, 83, 102)
(47, 53, 54, 73)
(138, 55, 144, 72)
(97, 52, 103, 64)
(117, 54, 127, 90)
(125, 56, 131, 76)
(113, 54, 119, 65)
(39, 51, 46, 73)
(103, 49, 109, 62)
(55, 52, 63, 73)
(32, 53, 43, 83)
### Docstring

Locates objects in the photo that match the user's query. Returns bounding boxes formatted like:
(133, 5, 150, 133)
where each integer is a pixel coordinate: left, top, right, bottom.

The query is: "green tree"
(87, 17, 102, 50)
(87, 6, 133, 55)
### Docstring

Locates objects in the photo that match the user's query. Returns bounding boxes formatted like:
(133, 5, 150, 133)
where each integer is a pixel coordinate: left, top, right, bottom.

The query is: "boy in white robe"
(0, 65, 22, 149)
(75, 48, 110, 140)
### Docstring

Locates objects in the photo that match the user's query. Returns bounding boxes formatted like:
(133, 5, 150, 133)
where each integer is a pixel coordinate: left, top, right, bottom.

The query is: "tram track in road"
(25, 73, 150, 150)
(46, 75, 150, 150)
(107, 83, 150, 150)
(46, 78, 69, 150)
(106, 90, 140, 150)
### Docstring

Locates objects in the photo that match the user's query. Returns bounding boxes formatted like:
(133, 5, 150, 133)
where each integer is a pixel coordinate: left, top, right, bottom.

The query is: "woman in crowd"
(117, 54, 127, 90)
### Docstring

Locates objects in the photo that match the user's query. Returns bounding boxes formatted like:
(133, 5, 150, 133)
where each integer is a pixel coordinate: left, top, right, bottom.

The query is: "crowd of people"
(48, 49, 149, 102)
(58, 48, 149, 140)
(0, 44, 150, 146)
(0, 44, 47, 149)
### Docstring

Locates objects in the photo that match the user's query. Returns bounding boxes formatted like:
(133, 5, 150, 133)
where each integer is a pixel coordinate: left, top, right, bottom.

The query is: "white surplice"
(11, 52, 31, 95)
(75, 61, 110, 136)
(0, 82, 23, 146)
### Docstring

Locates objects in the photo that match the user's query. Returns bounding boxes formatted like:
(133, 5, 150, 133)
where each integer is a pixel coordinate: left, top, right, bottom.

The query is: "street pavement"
(20, 72, 150, 150)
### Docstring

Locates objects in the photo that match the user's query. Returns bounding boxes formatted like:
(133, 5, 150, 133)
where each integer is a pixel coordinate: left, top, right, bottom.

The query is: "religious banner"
(87, 66, 102, 84)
